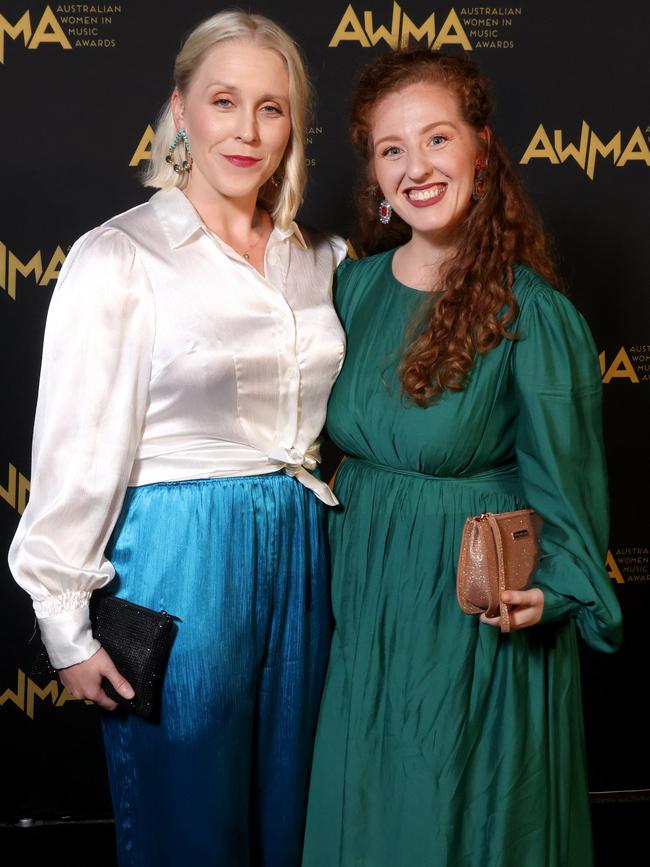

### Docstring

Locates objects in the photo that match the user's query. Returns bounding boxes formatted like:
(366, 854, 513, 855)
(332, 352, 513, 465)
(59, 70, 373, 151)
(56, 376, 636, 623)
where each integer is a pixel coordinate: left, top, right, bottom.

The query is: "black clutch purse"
(90, 594, 179, 720)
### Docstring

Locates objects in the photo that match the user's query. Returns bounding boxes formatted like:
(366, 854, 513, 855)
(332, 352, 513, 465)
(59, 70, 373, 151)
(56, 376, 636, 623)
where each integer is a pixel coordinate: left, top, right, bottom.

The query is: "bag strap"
(485, 513, 511, 633)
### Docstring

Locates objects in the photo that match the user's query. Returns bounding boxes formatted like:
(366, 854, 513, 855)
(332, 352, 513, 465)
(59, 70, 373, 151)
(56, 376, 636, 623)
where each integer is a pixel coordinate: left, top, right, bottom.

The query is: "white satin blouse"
(9, 188, 347, 668)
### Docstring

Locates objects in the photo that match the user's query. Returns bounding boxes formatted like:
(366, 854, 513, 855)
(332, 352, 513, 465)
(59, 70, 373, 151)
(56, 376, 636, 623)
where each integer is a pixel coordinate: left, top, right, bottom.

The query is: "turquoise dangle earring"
(165, 128, 193, 175)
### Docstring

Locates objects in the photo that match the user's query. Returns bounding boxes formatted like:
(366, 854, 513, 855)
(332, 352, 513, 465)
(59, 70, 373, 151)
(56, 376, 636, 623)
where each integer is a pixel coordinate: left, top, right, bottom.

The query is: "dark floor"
(2, 799, 648, 866)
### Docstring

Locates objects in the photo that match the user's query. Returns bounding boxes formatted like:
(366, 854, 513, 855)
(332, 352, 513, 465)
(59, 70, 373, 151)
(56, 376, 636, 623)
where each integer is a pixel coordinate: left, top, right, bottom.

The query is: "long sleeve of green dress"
(512, 284, 622, 652)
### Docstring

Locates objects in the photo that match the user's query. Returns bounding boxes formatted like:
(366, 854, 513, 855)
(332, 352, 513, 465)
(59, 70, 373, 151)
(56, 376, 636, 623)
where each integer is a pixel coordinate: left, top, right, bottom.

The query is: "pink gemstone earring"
(379, 198, 392, 224)
(472, 159, 488, 201)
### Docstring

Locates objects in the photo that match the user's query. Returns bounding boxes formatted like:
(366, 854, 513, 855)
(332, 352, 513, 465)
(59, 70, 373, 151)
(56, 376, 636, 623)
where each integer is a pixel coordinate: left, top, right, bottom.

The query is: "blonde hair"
(143, 9, 311, 228)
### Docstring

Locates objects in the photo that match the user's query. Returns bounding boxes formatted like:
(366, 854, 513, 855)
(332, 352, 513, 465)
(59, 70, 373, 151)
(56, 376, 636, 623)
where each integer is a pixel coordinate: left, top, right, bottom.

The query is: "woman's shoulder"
(52, 205, 158, 308)
(62, 224, 137, 278)
(335, 248, 395, 289)
(102, 198, 163, 245)
(339, 247, 393, 273)
(512, 264, 557, 304)
(294, 229, 395, 283)
(66, 200, 156, 261)
(511, 266, 600, 383)
(331, 249, 394, 315)
(512, 264, 585, 328)
(292, 223, 348, 267)
(60, 194, 176, 286)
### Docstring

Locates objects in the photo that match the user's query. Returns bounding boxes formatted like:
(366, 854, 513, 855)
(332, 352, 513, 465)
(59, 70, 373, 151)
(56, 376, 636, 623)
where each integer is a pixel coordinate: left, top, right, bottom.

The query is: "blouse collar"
(150, 187, 307, 252)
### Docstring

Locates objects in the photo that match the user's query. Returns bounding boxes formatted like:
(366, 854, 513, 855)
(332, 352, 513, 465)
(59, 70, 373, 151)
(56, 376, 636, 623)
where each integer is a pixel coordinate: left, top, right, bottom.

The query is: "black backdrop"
(1, 0, 648, 821)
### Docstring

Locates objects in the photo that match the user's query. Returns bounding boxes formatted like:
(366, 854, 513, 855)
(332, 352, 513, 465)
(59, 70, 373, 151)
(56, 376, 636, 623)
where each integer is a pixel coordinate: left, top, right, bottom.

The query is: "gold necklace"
(240, 213, 268, 261)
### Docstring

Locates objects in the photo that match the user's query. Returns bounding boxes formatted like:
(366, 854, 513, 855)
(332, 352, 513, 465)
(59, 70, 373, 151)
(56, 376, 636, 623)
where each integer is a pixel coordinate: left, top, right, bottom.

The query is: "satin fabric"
(102, 472, 331, 867)
(302, 253, 622, 867)
(9, 188, 345, 668)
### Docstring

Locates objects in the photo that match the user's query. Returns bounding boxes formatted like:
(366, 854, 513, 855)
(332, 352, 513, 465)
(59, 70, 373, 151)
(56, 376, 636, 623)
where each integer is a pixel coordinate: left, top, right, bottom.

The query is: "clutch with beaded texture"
(90, 594, 179, 719)
(456, 509, 543, 633)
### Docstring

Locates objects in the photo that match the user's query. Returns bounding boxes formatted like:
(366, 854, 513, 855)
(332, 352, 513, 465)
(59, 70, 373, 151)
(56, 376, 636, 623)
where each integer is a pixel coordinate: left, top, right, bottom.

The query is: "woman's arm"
(9, 227, 155, 686)
(493, 281, 622, 651)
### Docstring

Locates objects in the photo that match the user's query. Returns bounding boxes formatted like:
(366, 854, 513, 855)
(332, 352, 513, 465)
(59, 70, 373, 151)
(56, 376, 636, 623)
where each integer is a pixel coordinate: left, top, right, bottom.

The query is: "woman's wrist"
(37, 605, 101, 669)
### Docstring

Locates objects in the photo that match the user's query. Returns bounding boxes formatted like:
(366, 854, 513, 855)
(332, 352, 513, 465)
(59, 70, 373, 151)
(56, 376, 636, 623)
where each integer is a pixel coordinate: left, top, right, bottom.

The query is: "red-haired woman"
(303, 50, 621, 867)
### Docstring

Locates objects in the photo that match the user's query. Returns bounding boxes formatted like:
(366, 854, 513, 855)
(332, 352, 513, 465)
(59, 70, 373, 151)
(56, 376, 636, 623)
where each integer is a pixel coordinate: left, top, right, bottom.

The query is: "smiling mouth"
(404, 183, 447, 202)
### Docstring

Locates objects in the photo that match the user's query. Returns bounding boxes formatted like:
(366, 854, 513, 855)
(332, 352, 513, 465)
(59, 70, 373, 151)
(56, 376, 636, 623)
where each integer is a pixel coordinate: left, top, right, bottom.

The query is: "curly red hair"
(350, 49, 562, 406)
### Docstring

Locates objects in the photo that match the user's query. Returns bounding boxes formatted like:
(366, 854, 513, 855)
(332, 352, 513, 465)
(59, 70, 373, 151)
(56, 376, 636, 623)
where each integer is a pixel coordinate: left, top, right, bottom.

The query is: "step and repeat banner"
(1, 0, 648, 819)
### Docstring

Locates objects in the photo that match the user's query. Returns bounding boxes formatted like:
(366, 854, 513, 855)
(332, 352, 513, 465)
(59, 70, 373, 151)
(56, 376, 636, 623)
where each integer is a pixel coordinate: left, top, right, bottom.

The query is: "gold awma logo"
(329, 3, 471, 50)
(0, 6, 71, 63)
(520, 122, 650, 179)
(607, 549, 650, 584)
(0, 241, 65, 300)
(600, 346, 650, 383)
(0, 4, 120, 61)
(130, 125, 155, 167)
(606, 550, 624, 584)
(0, 670, 91, 719)
(1, 464, 30, 515)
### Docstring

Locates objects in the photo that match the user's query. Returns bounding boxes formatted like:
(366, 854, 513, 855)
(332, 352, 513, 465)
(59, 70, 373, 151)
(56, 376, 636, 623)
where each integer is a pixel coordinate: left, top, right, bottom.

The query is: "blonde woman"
(9, 11, 345, 865)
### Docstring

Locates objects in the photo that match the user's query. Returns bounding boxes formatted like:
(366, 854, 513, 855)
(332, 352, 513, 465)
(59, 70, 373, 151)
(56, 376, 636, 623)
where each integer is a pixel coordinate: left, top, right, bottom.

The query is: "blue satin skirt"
(101, 472, 332, 867)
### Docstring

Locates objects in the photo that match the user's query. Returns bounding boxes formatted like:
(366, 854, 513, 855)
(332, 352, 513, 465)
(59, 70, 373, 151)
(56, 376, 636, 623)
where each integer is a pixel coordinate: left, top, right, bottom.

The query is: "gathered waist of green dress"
(345, 457, 521, 492)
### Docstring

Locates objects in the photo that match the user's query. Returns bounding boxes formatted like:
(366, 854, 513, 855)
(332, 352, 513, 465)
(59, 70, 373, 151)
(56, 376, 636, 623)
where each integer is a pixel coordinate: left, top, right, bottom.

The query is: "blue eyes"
(380, 134, 448, 158)
(213, 98, 283, 115)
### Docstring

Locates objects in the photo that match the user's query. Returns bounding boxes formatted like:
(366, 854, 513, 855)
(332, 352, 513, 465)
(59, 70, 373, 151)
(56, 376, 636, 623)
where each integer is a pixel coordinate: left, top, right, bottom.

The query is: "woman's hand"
(58, 647, 135, 711)
(480, 588, 544, 630)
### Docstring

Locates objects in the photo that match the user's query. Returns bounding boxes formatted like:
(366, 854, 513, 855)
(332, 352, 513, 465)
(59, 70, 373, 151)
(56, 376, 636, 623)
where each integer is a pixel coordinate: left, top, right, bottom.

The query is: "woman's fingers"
(479, 588, 545, 630)
(59, 667, 118, 710)
(479, 612, 502, 627)
(101, 655, 136, 701)
(58, 647, 134, 710)
(502, 588, 544, 629)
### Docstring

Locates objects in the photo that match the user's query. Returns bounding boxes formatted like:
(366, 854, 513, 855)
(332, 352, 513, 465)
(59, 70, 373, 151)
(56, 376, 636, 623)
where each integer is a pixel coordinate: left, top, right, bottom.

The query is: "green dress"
(302, 250, 622, 867)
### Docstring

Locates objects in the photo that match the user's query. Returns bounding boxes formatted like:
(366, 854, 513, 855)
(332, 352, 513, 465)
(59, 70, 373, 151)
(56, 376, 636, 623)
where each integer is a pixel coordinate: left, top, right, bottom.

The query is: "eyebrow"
(204, 81, 289, 102)
(373, 120, 458, 149)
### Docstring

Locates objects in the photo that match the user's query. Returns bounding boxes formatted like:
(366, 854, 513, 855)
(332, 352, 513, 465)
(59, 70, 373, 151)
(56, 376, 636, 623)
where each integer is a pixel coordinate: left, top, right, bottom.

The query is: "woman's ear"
(171, 89, 184, 131)
(479, 126, 491, 153)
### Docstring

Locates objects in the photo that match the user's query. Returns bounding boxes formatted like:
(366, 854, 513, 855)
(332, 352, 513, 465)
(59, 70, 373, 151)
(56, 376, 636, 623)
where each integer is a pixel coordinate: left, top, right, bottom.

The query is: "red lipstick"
(403, 182, 447, 208)
(222, 154, 261, 167)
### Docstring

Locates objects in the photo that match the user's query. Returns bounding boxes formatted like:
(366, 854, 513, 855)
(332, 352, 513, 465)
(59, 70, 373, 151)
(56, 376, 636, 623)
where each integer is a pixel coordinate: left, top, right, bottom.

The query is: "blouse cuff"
(533, 580, 581, 625)
(37, 605, 101, 670)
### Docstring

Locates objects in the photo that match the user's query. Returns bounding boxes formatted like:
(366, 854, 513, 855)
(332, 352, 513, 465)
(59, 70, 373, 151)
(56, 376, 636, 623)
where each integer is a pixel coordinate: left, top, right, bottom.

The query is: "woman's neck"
(393, 231, 459, 292)
(183, 185, 263, 240)
(182, 184, 272, 275)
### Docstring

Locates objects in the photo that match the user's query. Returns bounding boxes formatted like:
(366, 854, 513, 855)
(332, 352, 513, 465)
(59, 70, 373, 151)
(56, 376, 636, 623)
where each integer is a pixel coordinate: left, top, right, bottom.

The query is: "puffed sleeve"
(8, 227, 155, 669)
(513, 281, 622, 653)
(332, 255, 358, 321)
(328, 234, 349, 272)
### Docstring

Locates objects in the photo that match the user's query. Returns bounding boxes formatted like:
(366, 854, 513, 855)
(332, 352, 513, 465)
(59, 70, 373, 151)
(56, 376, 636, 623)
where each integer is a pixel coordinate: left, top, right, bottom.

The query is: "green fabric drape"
(303, 251, 621, 867)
